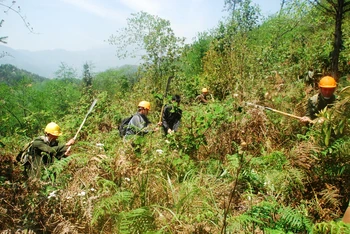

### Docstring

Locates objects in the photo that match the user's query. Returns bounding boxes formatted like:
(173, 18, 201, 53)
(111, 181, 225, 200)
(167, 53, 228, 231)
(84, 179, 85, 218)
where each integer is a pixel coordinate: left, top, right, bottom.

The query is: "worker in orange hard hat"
(300, 76, 337, 123)
(195, 88, 210, 104)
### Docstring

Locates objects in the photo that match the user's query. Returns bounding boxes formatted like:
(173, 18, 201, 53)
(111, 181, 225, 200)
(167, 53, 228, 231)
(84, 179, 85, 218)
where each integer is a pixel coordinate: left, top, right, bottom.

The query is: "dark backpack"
(118, 115, 133, 137)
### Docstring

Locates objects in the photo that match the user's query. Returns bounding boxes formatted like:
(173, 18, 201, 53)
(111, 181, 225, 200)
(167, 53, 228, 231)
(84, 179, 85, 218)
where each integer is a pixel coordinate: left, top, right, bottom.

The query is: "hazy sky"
(2, 0, 281, 52)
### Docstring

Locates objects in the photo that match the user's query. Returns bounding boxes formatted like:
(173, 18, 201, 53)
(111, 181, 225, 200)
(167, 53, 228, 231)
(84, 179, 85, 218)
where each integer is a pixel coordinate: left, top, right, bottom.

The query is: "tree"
(202, 0, 261, 99)
(55, 62, 78, 80)
(309, 0, 350, 79)
(108, 11, 184, 93)
(176, 33, 212, 99)
(82, 62, 93, 87)
(93, 66, 137, 97)
(224, 0, 243, 11)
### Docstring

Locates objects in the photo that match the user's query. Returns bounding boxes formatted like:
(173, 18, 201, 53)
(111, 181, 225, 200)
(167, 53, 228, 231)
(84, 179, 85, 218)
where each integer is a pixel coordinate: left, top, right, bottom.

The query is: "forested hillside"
(1, 0, 350, 233)
(0, 64, 47, 85)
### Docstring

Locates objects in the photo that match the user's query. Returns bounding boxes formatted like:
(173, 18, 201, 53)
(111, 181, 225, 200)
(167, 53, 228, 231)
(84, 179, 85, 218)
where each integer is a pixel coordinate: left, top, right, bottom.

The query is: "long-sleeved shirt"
(162, 104, 182, 134)
(32, 136, 68, 163)
(125, 112, 151, 136)
(306, 93, 336, 120)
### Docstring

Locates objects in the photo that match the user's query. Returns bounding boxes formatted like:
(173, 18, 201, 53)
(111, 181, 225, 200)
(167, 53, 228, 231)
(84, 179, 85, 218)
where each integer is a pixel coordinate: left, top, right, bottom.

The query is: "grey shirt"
(125, 112, 151, 136)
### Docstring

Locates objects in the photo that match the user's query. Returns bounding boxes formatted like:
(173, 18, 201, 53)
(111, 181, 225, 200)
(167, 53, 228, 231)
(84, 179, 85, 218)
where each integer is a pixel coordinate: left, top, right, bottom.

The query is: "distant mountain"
(0, 45, 140, 78)
(0, 64, 48, 86)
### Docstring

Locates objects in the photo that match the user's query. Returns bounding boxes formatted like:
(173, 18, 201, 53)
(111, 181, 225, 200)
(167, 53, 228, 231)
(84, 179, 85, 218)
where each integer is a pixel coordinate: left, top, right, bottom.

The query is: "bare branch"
(0, 2, 35, 33)
(0, 36, 8, 44)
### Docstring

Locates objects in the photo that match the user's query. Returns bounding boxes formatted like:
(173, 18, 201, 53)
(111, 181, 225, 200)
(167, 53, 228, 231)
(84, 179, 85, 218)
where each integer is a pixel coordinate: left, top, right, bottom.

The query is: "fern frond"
(42, 154, 77, 181)
(226, 213, 265, 233)
(289, 141, 320, 170)
(96, 177, 120, 194)
(92, 191, 133, 225)
(263, 228, 286, 234)
(279, 206, 313, 232)
(318, 184, 342, 208)
(313, 221, 350, 234)
(119, 207, 157, 234)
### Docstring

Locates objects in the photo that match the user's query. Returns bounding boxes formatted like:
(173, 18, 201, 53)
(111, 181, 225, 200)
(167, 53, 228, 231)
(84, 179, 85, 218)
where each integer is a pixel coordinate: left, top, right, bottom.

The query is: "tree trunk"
(331, 0, 344, 80)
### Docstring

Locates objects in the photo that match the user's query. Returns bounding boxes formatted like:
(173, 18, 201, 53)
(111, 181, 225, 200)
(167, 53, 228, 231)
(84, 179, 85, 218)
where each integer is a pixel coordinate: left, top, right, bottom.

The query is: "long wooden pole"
(66, 99, 98, 153)
(245, 102, 303, 120)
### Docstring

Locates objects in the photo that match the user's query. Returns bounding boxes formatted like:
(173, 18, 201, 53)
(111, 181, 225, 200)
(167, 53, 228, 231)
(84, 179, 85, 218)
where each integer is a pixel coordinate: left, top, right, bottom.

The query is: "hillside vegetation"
(1, 0, 350, 233)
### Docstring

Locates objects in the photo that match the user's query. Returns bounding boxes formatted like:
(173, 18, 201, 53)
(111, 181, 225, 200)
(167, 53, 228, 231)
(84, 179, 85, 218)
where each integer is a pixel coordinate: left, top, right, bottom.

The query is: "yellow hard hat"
(138, 101, 151, 110)
(202, 88, 208, 93)
(319, 76, 337, 88)
(44, 122, 62, 136)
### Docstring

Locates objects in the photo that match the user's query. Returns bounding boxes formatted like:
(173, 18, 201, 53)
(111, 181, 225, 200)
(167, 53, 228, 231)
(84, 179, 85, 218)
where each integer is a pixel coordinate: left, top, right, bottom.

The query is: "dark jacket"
(162, 104, 182, 134)
(306, 93, 336, 120)
(125, 112, 151, 136)
(32, 136, 68, 163)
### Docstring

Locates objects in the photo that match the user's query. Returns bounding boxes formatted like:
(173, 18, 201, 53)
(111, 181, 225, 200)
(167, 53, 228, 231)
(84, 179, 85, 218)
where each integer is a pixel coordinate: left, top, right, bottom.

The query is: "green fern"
(119, 207, 157, 234)
(264, 228, 290, 234)
(226, 213, 265, 233)
(96, 177, 120, 194)
(42, 154, 77, 181)
(92, 191, 133, 225)
(313, 221, 350, 234)
(241, 201, 312, 233)
(278, 206, 313, 233)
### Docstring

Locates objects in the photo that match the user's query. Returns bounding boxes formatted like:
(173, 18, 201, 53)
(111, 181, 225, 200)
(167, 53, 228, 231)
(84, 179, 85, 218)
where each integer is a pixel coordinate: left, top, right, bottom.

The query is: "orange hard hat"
(202, 88, 208, 93)
(319, 76, 337, 88)
(138, 101, 151, 110)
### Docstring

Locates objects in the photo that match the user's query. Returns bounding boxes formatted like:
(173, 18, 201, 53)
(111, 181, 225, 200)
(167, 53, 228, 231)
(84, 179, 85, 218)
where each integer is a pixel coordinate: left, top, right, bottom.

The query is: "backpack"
(118, 115, 133, 137)
(16, 140, 34, 165)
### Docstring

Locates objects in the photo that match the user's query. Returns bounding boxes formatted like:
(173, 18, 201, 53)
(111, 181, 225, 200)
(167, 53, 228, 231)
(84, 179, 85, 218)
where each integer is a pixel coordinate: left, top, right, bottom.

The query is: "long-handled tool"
(245, 102, 308, 122)
(158, 76, 174, 124)
(66, 99, 98, 154)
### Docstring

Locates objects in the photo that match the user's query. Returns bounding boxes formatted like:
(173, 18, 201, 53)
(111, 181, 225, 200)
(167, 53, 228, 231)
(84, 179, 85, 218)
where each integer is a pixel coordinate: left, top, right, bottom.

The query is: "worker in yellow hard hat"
(300, 76, 337, 123)
(21, 122, 75, 178)
(195, 88, 210, 104)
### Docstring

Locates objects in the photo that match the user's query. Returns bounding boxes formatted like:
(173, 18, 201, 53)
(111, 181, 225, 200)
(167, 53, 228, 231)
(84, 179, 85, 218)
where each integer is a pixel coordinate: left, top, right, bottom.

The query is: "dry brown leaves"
(288, 140, 320, 170)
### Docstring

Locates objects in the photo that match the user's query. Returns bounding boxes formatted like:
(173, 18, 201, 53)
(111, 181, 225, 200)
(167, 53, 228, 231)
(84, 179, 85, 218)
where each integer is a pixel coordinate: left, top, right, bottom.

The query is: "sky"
(2, 0, 281, 52)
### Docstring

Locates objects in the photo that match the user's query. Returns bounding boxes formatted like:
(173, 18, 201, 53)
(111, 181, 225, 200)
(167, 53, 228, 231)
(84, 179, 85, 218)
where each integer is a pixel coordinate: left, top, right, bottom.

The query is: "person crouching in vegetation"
(300, 76, 337, 123)
(25, 122, 75, 178)
(195, 88, 210, 104)
(160, 94, 182, 135)
(124, 101, 159, 153)
(125, 101, 159, 138)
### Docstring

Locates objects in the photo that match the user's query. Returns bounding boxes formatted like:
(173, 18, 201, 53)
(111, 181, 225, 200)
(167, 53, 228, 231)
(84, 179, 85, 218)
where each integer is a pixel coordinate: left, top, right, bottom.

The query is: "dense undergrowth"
(1, 84, 350, 233)
(1, 0, 350, 233)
